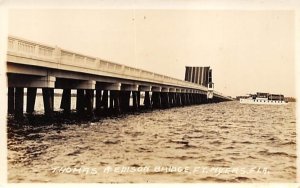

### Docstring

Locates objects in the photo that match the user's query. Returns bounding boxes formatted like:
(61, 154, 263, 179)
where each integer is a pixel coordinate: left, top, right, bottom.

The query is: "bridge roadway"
(6, 36, 232, 119)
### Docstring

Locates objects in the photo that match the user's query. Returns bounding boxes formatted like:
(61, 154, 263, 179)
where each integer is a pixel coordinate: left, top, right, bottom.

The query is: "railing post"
(12, 39, 18, 51)
(54, 46, 62, 64)
(34, 44, 39, 55)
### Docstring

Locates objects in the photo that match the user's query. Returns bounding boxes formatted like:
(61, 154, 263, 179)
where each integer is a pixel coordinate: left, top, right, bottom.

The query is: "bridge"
(6, 36, 232, 120)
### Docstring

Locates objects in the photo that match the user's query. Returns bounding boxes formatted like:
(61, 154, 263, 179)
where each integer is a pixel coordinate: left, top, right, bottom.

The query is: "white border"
(1, 0, 300, 188)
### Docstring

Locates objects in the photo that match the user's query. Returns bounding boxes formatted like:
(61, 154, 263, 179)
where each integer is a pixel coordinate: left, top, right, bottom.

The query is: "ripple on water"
(7, 101, 296, 183)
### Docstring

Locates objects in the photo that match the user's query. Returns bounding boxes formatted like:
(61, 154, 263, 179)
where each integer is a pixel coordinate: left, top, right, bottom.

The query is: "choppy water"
(7, 97, 296, 183)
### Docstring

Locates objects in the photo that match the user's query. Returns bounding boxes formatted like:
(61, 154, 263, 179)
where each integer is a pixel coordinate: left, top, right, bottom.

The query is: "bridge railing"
(8, 36, 209, 92)
(8, 37, 56, 62)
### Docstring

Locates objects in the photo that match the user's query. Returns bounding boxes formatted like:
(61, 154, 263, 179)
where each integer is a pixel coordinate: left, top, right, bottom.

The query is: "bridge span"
(6, 36, 232, 120)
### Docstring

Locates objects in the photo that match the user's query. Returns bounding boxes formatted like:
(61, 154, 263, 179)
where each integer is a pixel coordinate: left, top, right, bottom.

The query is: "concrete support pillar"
(190, 93, 194, 105)
(114, 91, 121, 114)
(161, 92, 169, 109)
(196, 94, 200, 104)
(85, 89, 94, 117)
(42, 88, 54, 117)
(95, 89, 102, 114)
(110, 90, 121, 114)
(166, 92, 170, 108)
(186, 93, 190, 105)
(132, 91, 139, 111)
(137, 91, 141, 108)
(109, 90, 114, 110)
(170, 93, 175, 107)
(60, 88, 71, 114)
(167, 93, 172, 107)
(50, 88, 54, 110)
(144, 91, 151, 109)
(76, 89, 85, 115)
(120, 91, 130, 112)
(172, 93, 176, 107)
(8, 87, 15, 114)
(176, 93, 182, 106)
(180, 93, 185, 106)
(102, 90, 109, 112)
(173, 93, 177, 106)
(15, 87, 24, 120)
(26, 88, 37, 114)
(152, 92, 161, 108)
(174, 93, 178, 107)
(199, 94, 203, 104)
(203, 95, 208, 104)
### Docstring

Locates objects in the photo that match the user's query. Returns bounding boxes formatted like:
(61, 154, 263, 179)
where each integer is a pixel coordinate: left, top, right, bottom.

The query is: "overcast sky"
(8, 9, 295, 97)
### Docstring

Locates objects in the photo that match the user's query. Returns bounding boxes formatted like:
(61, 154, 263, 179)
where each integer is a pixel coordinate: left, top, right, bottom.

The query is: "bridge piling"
(101, 90, 109, 113)
(15, 87, 24, 120)
(109, 90, 120, 114)
(119, 91, 130, 112)
(144, 91, 151, 109)
(180, 93, 185, 106)
(137, 92, 141, 109)
(176, 93, 180, 106)
(173, 93, 177, 106)
(152, 92, 161, 109)
(85, 89, 94, 118)
(26, 88, 37, 114)
(160, 92, 168, 109)
(112, 90, 121, 114)
(191, 93, 195, 105)
(60, 89, 71, 115)
(132, 91, 139, 111)
(168, 93, 173, 107)
(195, 94, 198, 104)
(175, 93, 180, 106)
(109, 91, 114, 111)
(95, 89, 102, 114)
(42, 88, 54, 117)
(8, 87, 15, 114)
(76, 89, 85, 116)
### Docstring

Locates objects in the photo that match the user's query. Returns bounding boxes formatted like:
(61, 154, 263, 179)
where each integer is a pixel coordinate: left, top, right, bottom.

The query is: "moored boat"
(240, 92, 288, 105)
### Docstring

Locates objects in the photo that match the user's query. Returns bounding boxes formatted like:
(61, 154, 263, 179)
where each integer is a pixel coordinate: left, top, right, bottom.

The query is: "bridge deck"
(6, 36, 231, 100)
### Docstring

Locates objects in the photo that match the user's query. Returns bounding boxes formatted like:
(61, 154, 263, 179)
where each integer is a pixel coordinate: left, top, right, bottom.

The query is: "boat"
(239, 92, 288, 105)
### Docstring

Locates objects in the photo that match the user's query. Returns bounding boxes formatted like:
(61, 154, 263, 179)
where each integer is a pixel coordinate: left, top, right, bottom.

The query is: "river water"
(7, 96, 296, 183)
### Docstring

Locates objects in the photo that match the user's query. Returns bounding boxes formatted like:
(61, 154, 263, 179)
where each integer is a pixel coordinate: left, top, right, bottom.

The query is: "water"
(7, 98, 296, 183)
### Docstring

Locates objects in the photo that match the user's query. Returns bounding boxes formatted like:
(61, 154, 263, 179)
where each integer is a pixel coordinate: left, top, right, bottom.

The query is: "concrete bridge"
(6, 36, 232, 120)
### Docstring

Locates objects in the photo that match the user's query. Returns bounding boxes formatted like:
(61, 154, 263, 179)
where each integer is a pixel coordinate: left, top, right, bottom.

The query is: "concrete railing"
(7, 36, 232, 100)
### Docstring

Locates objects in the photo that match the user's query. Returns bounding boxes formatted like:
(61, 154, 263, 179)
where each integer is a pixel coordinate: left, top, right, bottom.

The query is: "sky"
(8, 9, 296, 97)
